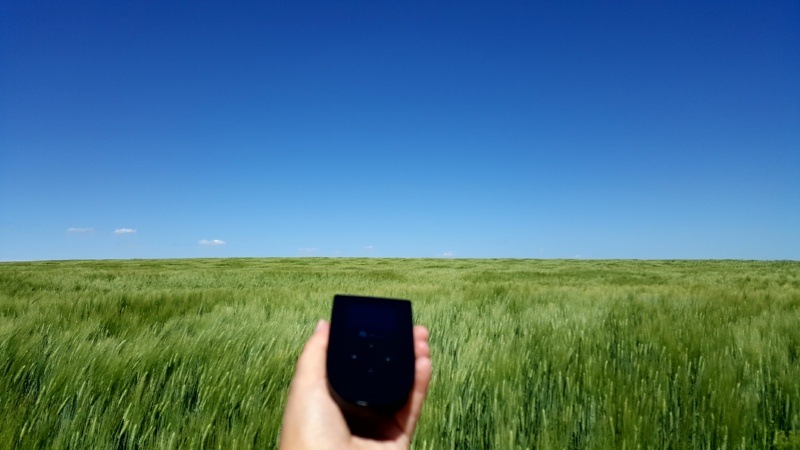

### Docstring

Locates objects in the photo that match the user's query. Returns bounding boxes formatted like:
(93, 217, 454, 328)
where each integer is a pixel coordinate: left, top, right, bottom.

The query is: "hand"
(279, 320, 432, 450)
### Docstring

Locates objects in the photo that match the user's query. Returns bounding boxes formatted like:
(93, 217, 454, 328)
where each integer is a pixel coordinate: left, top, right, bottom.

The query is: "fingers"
(412, 325, 432, 402)
(294, 320, 330, 385)
(396, 325, 432, 440)
(414, 325, 430, 359)
(409, 351, 432, 417)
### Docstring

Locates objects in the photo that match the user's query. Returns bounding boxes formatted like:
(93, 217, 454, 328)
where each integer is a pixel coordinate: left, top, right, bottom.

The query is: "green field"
(1, 258, 799, 449)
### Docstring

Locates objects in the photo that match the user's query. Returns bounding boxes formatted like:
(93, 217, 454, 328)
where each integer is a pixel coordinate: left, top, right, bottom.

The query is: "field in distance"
(1, 258, 799, 449)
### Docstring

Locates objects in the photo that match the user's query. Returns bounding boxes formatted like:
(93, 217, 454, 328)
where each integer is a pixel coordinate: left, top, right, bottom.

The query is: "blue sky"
(1, 1, 798, 260)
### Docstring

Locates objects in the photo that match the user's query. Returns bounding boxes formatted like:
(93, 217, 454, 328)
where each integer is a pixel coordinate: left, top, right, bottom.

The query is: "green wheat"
(1, 258, 798, 449)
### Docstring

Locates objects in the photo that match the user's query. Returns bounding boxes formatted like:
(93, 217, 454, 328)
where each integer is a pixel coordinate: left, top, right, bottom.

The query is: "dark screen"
(346, 303, 398, 331)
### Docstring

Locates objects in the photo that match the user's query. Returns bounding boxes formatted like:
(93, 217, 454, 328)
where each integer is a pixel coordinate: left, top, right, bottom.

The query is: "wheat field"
(1, 258, 798, 449)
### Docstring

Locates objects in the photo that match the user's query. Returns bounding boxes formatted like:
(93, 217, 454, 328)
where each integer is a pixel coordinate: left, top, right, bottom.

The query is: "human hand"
(279, 320, 432, 450)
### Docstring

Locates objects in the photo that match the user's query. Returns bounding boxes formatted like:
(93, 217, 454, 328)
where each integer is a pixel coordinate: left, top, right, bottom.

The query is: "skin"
(280, 320, 432, 450)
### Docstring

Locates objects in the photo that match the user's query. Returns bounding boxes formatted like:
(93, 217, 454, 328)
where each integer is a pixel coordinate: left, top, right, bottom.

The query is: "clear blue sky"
(1, 1, 798, 260)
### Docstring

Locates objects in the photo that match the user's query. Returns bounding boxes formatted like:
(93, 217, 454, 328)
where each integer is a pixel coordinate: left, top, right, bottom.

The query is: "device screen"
(327, 295, 415, 414)
(346, 303, 398, 331)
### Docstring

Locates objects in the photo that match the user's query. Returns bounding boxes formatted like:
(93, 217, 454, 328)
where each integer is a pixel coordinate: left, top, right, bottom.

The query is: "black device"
(326, 294, 415, 418)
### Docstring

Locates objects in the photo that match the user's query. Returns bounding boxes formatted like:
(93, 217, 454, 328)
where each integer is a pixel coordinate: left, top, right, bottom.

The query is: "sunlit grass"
(1, 258, 799, 448)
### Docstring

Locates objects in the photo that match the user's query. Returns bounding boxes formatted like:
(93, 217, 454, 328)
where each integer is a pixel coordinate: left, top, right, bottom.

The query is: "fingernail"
(315, 319, 325, 332)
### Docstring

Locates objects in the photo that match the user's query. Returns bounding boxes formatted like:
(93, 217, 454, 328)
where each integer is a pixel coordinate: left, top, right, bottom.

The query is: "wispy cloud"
(442, 251, 455, 257)
(298, 247, 319, 255)
(66, 227, 93, 233)
(364, 245, 375, 251)
(199, 239, 226, 246)
(114, 228, 137, 234)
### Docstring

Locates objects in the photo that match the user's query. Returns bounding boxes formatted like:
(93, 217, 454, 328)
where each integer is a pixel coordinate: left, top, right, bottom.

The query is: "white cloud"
(114, 228, 137, 234)
(442, 251, 455, 257)
(67, 227, 93, 233)
(364, 245, 375, 251)
(298, 247, 319, 255)
(199, 239, 226, 246)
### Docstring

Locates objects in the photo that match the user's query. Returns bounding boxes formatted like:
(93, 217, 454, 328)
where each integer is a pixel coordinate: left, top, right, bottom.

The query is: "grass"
(1, 258, 799, 449)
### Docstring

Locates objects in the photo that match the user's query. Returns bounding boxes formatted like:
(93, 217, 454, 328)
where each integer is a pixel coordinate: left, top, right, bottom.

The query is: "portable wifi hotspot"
(326, 294, 415, 417)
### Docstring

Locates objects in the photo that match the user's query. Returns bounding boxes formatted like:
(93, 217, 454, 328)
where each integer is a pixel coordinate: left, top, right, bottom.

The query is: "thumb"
(294, 320, 330, 384)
